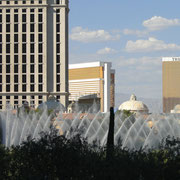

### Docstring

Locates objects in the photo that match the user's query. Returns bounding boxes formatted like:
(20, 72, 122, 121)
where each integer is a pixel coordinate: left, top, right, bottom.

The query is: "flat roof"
(162, 57, 180, 62)
(69, 61, 112, 69)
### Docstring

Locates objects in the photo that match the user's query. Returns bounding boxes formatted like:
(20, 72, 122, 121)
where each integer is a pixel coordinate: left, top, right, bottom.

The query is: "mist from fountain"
(1, 102, 180, 150)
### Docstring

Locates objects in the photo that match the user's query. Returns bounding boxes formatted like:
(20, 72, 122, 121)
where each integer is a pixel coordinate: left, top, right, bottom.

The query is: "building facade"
(69, 62, 115, 112)
(0, 0, 69, 110)
(162, 57, 180, 113)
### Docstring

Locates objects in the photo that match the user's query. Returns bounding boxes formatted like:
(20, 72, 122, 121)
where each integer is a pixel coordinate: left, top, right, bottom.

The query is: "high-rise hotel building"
(162, 57, 180, 113)
(0, 0, 69, 110)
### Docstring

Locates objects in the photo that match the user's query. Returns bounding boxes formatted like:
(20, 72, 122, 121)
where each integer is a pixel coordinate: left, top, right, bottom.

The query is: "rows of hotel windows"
(0, 95, 61, 110)
(0, 0, 62, 5)
(0, 8, 44, 93)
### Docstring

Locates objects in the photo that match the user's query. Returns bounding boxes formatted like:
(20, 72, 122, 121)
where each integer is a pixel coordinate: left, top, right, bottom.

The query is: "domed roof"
(38, 95, 65, 111)
(118, 94, 149, 112)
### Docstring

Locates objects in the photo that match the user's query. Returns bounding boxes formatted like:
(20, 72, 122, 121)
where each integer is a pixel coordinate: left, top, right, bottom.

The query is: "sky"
(68, 0, 180, 100)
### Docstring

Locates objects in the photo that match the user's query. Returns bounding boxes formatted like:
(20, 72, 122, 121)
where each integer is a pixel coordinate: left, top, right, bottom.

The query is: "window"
(30, 75, 34, 83)
(56, 14, 60, 22)
(22, 14, 26, 22)
(57, 75, 60, 83)
(6, 34, 10, 42)
(30, 9, 34, 13)
(14, 14, 18, 22)
(6, 65, 10, 73)
(30, 65, 34, 73)
(30, 14, 34, 22)
(14, 34, 18, 42)
(6, 85, 10, 92)
(38, 44, 43, 53)
(0, 85, 2, 92)
(30, 85, 34, 92)
(22, 65, 26, 73)
(38, 9, 43, 12)
(0, 24, 2, 32)
(57, 85, 60, 91)
(22, 0, 26, 4)
(22, 24, 26, 32)
(57, 34, 60, 42)
(22, 75, 26, 83)
(22, 9, 26, 13)
(14, 65, 18, 73)
(0, 15, 2, 23)
(38, 14, 42, 22)
(6, 75, 10, 83)
(0, 34, 2, 42)
(14, 96, 18, 99)
(30, 55, 34, 63)
(14, 75, 18, 83)
(31, 0, 34, 4)
(14, 1, 18, 4)
(0, 65, 2, 73)
(57, 65, 60, 73)
(6, 44, 10, 53)
(38, 55, 42, 63)
(56, 9, 60, 13)
(38, 64, 43, 73)
(30, 24, 34, 32)
(57, 44, 60, 53)
(22, 85, 26, 92)
(56, 0, 60, 4)
(38, 84, 42, 92)
(38, 34, 43, 42)
(0, 55, 2, 63)
(14, 44, 18, 53)
(39, 0, 42, 4)
(22, 55, 26, 63)
(6, 24, 10, 32)
(14, 55, 18, 63)
(6, 9, 10, 13)
(14, 85, 18, 92)
(0, 75, 2, 83)
(30, 44, 34, 53)
(56, 24, 60, 32)
(6, 14, 10, 23)
(30, 34, 34, 42)
(22, 44, 26, 53)
(22, 34, 26, 42)
(38, 75, 42, 83)
(14, 9, 18, 13)
(57, 55, 60, 63)
(6, 55, 10, 63)
(0, 44, 2, 53)
(14, 24, 18, 32)
(38, 24, 43, 32)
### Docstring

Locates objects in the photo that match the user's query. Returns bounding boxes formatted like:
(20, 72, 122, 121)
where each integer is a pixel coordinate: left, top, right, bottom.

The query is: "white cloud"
(70, 26, 120, 43)
(143, 16, 180, 31)
(96, 47, 117, 55)
(125, 37, 180, 52)
(123, 29, 148, 37)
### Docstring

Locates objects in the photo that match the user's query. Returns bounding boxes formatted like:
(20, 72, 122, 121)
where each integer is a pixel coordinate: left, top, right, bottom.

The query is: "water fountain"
(1, 104, 180, 150)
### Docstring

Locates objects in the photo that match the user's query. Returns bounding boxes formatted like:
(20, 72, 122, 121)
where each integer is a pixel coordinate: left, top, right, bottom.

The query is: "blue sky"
(69, 0, 180, 100)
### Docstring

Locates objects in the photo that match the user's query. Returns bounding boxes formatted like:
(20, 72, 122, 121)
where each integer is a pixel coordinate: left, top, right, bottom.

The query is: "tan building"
(162, 57, 180, 113)
(69, 62, 115, 112)
(0, 0, 69, 110)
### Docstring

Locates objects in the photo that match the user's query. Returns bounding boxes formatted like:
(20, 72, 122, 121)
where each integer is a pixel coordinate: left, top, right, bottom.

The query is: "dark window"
(0, 75, 2, 83)
(14, 96, 18, 99)
(38, 55, 42, 63)
(0, 24, 2, 32)
(6, 85, 10, 92)
(0, 85, 2, 92)
(30, 65, 34, 73)
(0, 15, 2, 23)
(38, 75, 42, 83)
(56, 24, 60, 32)
(30, 34, 34, 42)
(14, 24, 18, 32)
(57, 85, 60, 91)
(6, 65, 10, 73)
(0, 44, 2, 53)
(6, 75, 10, 83)
(0, 34, 2, 42)
(22, 96, 26, 99)
(22, 34, 26, 42)
(57, 34, 60, 42)
(57, 65, 60, 73)
(6, 24, 10, 32)
(57, 55, 60, 63)
(30, 55, 34, 63)
(30, 14, 34, 22)
(14, 65, 18, 73)
(22, 44, 26, 53)
(14, 9, 18, 13)
(6, 9, 10, 13)
(56, 9, 60, 13)
(6, 44, 10, 53)
(14, 85, 18, 92)
(38, 9, 43, 12)
(38, 64, 42, 73)
(22, 0, 26, 4)
(6, 55, 10, 63)
(22, 55, 26, 63)
(22, 14, 26, 22)
(30, 9, 34, 13)
(6, 14, 10, 23)
(22, 75, 26, 83)
(14, 55, 18, 63)
(22, 24, 26, 32)
(30, 44, 34, 53)
(39, 0, 42, 4)
(57, 44, 60, 53)
(56, 14, 60, 22)
(0, 55, 2, 63)
(6, 34, 10, 42)
(38, 44, 42, 53)
(22, 65, 26, 73)
(38, 14, 42, 22)
(22, 9, 26, 12)
(22, 85, 26, 92)
(14, 75, 18, 83)
(56, 0, 60, 4)
(14, 14, 18, 22)
(30, 75, 34, 83)
(57, 75, 60, 83)
(14, 34, 18, 42)
(14, 1, 18, 4)
(38, 24, 43, 32)
(30, 24, 34, 32)
(38, 34, 42, 42)
(30, 85, 34, 92)
(0, 65, 2, 73)
(14, 44, 18, 53)
(38, 84, 42, 92)
(31, 0, 34, 4)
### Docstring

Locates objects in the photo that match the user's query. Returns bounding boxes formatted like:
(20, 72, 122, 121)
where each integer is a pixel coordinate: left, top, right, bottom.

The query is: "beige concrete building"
(162, 57, 180, 113)
(0, 0, 69, 110)
(69, 62, 115, 112)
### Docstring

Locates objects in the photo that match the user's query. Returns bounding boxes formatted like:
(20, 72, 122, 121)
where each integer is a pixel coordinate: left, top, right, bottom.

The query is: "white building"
(0, 0, 69, 110)
(69, 62, 115, 112)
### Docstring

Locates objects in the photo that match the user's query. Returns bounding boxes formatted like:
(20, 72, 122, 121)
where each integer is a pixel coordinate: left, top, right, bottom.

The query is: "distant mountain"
(115, 93, 162, 113)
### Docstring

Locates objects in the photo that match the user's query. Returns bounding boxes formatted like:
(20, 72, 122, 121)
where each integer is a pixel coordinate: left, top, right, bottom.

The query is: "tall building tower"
(162, 57, 180, 113)
(0, 0, 69, 110)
